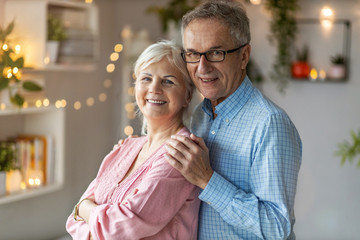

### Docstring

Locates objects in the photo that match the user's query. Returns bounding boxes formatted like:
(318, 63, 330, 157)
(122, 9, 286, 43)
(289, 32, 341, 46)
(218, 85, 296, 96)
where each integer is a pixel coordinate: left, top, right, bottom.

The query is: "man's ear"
(241, 44, 251, 70)
(184, 90, 193, 107)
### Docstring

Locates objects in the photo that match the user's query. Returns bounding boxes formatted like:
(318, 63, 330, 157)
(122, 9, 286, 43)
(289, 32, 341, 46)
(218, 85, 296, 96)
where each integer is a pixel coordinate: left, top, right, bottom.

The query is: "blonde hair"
(133, 40, 195, 134)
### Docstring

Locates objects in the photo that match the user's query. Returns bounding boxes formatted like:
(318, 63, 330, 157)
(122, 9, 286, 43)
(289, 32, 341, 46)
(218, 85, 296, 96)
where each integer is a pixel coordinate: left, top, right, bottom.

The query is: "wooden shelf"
(0, 183, 62, 205)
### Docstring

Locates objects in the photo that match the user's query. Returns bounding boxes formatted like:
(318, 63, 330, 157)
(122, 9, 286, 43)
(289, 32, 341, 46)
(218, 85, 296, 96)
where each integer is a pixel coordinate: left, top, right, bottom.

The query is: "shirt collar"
(201, 76, 254, 123)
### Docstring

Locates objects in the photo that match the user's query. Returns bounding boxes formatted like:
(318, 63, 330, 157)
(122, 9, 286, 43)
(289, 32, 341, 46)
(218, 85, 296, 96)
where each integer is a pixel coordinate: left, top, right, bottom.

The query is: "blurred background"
(0, 0, 359, 239)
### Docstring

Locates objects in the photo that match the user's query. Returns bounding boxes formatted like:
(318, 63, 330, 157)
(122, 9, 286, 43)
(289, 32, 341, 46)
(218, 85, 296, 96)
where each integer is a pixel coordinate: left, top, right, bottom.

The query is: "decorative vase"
(328, 64, 346, 80)
(291, 61, 310, 79)
(46, 40, 60, 64)
(0, 171, 6, 196)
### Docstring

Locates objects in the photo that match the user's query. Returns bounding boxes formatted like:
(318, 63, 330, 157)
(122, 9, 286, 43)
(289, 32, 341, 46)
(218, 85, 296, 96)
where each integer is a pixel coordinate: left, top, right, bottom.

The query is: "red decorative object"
(291, 61, 310, 79)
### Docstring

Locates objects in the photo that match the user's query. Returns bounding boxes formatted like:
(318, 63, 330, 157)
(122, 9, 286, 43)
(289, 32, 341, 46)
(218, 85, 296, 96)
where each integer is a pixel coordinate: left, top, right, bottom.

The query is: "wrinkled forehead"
(183, 19, 234, 51)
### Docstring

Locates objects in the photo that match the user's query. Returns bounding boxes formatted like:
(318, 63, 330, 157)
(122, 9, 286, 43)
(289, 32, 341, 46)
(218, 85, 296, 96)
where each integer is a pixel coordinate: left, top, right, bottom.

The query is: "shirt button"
(211, 130, 216, 135)
(225, 119, 229, 123)
(207, 202, 212, 205)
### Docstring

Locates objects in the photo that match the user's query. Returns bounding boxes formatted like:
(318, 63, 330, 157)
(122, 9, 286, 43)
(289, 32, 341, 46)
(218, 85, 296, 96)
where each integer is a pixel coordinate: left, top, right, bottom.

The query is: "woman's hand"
(78, 197, 97, 223)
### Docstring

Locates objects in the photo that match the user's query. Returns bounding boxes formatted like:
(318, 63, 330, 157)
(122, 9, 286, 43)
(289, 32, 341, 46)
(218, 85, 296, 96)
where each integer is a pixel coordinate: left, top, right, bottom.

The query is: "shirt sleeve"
(87, 154, 198, 240)
(199, 113, 302, 239)
(66, 179, 96, 240)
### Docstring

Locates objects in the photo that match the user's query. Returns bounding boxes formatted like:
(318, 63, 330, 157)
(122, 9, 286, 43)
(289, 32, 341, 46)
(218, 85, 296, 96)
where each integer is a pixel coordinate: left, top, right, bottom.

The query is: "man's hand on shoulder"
(165, 133, 213, 189)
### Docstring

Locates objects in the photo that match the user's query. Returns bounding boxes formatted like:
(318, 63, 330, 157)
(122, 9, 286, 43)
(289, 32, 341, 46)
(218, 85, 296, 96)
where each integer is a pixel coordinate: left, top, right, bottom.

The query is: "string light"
(106, 63, 115, 73)
(320, 5, 335, 29)
(250, 0, 262, 5)
(43, 98, 50, 107)
(86, 97, 95, 107)
(74, 101, 81, 110)
(124, 125, 134, 136)
(114, 44, 123, 52)
(1, 41, 123, 116)
(15, 44, 21, 54)
(110, 52, 119, 61)
(2, 44, 8, 51)
(98, 93, 107, 102)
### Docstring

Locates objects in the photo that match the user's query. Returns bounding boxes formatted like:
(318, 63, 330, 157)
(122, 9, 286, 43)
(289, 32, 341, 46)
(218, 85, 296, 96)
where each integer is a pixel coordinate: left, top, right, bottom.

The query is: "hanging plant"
(146, 0, 200, 33)
(264, 0, 299, 93)
(0, 20, 42, 107)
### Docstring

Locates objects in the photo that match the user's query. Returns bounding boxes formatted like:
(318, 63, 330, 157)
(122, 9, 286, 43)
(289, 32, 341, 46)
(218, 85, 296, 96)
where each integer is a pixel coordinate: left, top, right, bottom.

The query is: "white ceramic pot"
(328, 64, 346, 80)
(46, 40, 60, 64)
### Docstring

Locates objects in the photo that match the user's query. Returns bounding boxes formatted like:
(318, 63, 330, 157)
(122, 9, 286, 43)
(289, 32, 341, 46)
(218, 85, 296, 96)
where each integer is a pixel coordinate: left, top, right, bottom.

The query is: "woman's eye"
(141, 77, 152, 82)
(163, 79, 174, 85)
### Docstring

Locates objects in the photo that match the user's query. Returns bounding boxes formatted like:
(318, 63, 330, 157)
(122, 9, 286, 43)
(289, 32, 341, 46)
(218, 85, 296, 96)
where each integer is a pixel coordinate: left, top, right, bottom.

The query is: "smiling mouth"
(200, 77, 218, 83)
(147, 99, 167, 104)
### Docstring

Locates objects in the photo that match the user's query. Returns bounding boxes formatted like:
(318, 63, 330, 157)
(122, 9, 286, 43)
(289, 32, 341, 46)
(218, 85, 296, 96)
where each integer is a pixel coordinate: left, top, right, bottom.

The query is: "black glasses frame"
(181, 43, 248, 63)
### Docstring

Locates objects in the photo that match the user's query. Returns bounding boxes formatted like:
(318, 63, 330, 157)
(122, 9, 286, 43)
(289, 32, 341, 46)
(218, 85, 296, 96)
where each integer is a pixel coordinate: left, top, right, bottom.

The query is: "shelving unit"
(0, 106, 65, 204)
(292, 18, 351, 83)
(4, 0, 99, 71)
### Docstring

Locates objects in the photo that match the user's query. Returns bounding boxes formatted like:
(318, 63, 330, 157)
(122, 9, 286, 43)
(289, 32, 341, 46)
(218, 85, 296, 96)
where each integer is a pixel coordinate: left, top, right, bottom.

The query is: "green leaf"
(0, 78, 9, 90)
(10, 93, 24, 107)
(4, 20, 15, 37)
(14, 57, 24, 68)
(22, 81, 42, 91)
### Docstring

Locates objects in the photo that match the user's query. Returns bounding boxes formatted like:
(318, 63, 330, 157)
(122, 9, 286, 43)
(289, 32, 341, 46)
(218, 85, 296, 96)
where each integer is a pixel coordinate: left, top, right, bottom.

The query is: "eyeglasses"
(181, 43, 248, 63)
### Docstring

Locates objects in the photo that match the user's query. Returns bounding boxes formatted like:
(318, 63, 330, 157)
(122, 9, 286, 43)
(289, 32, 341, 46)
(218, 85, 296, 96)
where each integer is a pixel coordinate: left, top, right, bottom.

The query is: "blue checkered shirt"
(190, 76, 302, 240)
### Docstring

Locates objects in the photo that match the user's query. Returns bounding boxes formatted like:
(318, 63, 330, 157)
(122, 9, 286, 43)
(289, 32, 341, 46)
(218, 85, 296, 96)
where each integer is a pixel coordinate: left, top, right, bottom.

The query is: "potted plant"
(336, 129, 360, 168)
(328, 54, 346, 80)
(0, 20, 42, 107)
(46, 14, 67, 64)
(0, 142, 16, 195)
(291, 45, 310, 79)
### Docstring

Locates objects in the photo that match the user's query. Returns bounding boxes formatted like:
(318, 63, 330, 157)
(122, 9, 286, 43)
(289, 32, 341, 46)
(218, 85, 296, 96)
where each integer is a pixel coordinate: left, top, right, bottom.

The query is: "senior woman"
(66, 40, 199, 239)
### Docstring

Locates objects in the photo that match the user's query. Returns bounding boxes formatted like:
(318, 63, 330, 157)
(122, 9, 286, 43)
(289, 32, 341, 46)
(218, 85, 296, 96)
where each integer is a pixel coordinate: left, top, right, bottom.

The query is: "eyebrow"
(140, 72, 177, 79)
(185, 46, 223, 52)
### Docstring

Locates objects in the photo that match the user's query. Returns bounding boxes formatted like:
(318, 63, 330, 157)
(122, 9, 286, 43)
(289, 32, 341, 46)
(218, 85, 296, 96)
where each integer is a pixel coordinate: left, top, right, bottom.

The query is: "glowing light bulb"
(106, 64, 115, 73)
(35, 99, 42, 108)
(124, 125, 134, 136)
(15, 44, 21, 54)
(114, 44, 123, 52)
(310, 68, 318, 81)
(86, 97, 95, 107)
(250, 0, 261, 5)
(98, 93, 107, 102)
(74, 101, 81, 110)
(2, 44, 8, 51)
(43, 98, 50, 107)
(320, 6, 335, 29)
(110, 52, 119, 61)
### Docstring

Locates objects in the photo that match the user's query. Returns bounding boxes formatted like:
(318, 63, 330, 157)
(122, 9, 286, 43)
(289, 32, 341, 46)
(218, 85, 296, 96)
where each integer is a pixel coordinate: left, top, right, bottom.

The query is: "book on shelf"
(3, 134, 55, 190)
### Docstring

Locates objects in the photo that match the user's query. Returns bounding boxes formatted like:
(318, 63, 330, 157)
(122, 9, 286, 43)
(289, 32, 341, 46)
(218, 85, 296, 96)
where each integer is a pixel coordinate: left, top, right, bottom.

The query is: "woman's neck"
(145, 119, 184, 151)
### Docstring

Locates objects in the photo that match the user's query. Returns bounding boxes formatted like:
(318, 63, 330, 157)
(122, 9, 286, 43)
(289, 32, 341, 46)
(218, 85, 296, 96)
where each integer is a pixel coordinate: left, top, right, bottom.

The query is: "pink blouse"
(66, 127, 200, 240)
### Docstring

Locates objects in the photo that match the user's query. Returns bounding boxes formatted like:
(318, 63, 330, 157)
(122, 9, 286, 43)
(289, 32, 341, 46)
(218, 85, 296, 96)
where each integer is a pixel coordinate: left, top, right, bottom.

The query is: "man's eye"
(186, 52, 199, 58)
(210, 50, 222, 56)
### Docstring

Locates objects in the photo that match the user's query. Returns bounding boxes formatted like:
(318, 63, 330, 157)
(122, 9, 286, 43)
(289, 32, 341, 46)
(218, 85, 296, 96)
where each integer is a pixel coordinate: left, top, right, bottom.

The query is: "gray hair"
(181, 0, 251, 46)
(133, 40, 195, 134)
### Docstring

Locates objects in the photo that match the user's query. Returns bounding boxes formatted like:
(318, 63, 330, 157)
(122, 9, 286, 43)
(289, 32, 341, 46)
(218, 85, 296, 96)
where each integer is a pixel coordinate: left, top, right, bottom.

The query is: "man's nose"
(197, 55, 213, 74)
